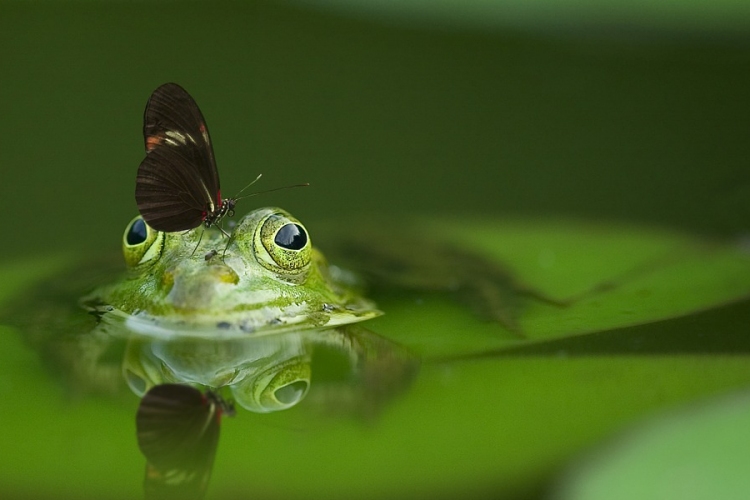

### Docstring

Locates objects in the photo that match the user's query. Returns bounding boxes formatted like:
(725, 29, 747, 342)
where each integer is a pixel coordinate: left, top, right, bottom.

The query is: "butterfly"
(135, 83, 307, 236)
(135, 83, 243, 233)
(136, 383, 235, 500)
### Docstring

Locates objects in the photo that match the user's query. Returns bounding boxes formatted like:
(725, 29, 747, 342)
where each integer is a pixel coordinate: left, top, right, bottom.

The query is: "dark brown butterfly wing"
(136, 384, 226, 500)
(136, 145, 213, 231)
(135, 83, 220, 232)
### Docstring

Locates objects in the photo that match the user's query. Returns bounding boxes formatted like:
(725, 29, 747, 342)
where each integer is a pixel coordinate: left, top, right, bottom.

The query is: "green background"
(2, 1, 750, 499)
(2, 0, 750, 261)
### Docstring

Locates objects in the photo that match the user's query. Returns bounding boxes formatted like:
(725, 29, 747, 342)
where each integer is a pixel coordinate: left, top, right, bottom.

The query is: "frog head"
(87, 207, 380, 336)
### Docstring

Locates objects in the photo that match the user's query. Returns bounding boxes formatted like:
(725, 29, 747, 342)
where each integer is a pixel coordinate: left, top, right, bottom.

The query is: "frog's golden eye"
(255, 212, 312, 278)
(122, 216, 163, 268)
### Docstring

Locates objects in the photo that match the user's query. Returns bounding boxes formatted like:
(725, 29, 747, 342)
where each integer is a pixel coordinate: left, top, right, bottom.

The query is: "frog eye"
(274, 223, 308, 250)
(255, 212, 312, 278)
(126, 218, 148, 245)
(122, 216, 163, 268)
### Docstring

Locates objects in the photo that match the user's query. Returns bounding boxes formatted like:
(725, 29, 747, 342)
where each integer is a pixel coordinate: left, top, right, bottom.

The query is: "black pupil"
(274, 224, 307, 250)
(127, 218, 148, 245)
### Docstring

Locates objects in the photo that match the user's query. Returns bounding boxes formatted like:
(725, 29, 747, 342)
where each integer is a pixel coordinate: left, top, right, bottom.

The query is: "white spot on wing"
(164, 130, 194, 146)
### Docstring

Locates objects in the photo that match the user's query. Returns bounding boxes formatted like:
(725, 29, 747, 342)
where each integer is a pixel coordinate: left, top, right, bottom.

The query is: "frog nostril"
(274, 223, 307, 250)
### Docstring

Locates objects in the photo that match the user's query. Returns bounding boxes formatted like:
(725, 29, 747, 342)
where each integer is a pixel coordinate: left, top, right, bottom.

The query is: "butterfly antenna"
(233, 182, 310, 202)
(231, 173, 264, 199)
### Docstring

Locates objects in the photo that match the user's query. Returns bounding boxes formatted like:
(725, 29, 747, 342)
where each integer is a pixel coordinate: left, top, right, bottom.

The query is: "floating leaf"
(361, 218, 750, 358)
(555, 388, 750, 500)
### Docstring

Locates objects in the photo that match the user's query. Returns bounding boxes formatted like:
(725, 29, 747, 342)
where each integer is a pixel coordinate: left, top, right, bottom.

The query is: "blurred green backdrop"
(2, 2, 750, 499)
(1, 0, 749, 261)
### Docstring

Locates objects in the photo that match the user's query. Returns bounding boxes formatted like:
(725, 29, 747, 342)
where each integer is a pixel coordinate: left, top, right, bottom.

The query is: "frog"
(12, 205, 526, 411)
(73, 206, 417, 414)
(82, 207, 382, 337)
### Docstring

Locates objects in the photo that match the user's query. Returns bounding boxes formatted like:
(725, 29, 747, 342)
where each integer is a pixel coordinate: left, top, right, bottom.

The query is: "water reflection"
(136, 384, 235, 500)
(121, 322, 417, 415)
(122, 322, 417, 498)
(14, 286, 418, 499)
(6, 256, 419, 499)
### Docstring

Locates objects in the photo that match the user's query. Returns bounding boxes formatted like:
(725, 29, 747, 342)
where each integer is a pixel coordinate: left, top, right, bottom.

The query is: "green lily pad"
(555, 388, 750, 500)
(368, 218, 750, 358)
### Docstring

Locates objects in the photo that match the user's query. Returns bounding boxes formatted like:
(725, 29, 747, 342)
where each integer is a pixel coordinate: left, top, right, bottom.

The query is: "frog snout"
(166, 263, 240, 310)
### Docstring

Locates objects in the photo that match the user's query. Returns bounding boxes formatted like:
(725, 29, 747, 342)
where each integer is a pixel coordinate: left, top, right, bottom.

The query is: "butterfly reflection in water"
(136, 383, 235, 500)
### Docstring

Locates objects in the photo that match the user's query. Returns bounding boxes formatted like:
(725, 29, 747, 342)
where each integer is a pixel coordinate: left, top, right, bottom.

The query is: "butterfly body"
(202, 195, 236, 229)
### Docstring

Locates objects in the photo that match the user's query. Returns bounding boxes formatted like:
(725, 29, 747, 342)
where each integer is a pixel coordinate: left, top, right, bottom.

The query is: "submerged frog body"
(84, 207, 380, 336)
